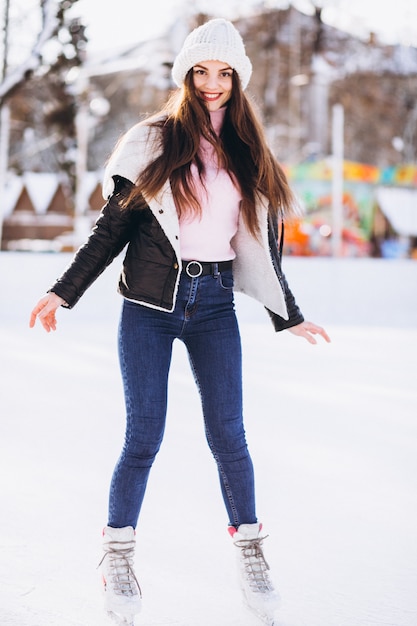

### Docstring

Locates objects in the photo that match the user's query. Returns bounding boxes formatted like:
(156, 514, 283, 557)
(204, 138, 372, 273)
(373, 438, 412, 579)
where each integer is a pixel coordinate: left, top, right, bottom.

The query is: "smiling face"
(192, 60, 233, 111)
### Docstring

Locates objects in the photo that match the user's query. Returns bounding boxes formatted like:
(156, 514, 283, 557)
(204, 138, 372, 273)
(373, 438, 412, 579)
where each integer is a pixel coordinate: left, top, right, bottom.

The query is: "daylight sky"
(74, 0, 417, 53)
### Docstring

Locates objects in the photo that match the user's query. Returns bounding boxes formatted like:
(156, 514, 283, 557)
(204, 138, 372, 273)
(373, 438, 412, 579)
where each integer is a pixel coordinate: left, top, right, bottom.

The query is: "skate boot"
(229, 523, 280, 625)
(98, 526, 142, 625)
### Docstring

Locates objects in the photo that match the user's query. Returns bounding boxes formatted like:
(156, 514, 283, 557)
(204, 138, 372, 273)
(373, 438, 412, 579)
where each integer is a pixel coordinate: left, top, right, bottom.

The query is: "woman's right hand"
(29, 292, 66, 333)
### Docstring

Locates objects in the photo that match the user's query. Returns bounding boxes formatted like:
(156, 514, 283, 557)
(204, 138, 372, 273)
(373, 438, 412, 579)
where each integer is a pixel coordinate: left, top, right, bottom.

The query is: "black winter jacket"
(50, 176, 304, 332)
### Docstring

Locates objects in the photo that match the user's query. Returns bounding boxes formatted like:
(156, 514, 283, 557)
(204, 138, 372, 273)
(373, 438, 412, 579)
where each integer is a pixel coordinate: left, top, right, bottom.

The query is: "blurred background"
(1, 0, 417, 259)
(1, 5, 417, 625)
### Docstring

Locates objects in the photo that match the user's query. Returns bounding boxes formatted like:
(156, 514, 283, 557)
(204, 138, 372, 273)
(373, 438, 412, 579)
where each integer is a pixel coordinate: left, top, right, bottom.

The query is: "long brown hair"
(124, 69, 299, 236)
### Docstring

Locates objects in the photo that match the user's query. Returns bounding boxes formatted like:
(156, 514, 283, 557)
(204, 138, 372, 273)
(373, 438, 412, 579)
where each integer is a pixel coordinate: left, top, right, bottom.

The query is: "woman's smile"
(193, 60, 233, 111)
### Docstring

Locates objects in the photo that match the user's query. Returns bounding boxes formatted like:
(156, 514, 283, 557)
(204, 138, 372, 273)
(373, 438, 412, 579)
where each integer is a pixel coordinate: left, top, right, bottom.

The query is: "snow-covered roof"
(376, 187, 417, 236)
(80, 170, 102, 199)
(3, 171, 103, 219)
(23, 172, 59, 215)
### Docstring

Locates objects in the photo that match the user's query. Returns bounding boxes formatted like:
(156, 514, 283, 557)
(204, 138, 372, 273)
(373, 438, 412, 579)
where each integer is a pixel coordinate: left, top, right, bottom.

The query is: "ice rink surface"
(1, 253, 416, 626)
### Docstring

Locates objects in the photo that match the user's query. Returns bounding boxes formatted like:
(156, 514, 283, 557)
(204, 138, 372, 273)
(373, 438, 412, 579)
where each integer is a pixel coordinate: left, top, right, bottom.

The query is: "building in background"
(2, 6, 417, 255)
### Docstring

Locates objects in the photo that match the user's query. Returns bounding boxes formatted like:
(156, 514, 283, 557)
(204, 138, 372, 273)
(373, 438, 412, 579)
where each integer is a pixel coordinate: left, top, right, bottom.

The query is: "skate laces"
(98, 539, 142, 598)
(234, 535, 275, 593)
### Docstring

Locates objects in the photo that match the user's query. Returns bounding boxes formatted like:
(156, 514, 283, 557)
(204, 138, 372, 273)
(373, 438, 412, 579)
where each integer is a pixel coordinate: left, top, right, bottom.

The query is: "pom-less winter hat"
(172, 18, 252, 90)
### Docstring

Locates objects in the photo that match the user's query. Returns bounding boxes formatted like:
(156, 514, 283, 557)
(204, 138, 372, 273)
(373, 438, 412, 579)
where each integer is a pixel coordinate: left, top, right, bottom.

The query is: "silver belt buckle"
(185, 261, 203, 277)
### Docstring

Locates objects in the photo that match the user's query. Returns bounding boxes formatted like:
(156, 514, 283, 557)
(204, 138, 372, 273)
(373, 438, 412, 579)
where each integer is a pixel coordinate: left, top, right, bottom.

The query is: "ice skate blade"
(107, 609, 136, 626)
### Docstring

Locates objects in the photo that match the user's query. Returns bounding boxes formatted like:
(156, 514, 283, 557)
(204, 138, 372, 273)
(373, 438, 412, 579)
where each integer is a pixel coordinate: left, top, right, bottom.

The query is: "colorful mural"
(285, 160, 417, 187)
(283, 160, 417, 257)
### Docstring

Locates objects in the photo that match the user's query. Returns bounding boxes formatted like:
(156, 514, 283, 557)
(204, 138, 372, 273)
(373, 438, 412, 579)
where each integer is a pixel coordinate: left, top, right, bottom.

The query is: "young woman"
(30, 18, 330, 626)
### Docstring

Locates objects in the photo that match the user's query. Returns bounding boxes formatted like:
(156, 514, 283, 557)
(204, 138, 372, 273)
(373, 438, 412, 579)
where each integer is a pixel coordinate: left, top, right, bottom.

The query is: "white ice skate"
(230, 523, 280, 626)
(98, 526, 142, 626)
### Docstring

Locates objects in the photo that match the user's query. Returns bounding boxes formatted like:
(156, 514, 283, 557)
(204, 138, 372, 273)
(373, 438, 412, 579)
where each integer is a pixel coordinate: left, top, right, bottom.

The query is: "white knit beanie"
(172, 18, 252, 90)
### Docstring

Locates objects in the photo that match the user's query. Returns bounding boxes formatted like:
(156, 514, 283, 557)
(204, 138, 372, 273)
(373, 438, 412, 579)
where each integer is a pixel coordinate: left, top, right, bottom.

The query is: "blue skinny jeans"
(108, 268, 257, 529)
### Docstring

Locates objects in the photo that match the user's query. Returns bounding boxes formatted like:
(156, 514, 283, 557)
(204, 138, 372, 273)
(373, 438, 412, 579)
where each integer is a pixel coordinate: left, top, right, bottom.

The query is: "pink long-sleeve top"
(178, 107, 242, 262)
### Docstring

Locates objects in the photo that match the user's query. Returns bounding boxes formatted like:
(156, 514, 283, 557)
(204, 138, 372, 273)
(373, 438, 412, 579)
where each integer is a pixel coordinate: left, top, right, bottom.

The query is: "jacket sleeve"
(266, 212, 305, 332)
(49, 176, 136, 308)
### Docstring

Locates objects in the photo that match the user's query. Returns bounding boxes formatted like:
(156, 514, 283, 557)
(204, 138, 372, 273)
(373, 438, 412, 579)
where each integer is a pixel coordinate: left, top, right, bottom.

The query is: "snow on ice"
(1, 252, 416, 626)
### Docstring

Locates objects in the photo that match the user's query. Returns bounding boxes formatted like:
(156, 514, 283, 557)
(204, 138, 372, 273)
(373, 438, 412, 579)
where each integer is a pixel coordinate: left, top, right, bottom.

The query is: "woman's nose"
(204, 73, 219, 89)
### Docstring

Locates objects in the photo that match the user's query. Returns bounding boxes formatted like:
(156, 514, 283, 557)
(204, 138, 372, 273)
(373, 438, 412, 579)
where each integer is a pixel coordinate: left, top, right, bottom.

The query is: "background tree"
(1, 0, 86, 97)
(1, 0, 87, 178)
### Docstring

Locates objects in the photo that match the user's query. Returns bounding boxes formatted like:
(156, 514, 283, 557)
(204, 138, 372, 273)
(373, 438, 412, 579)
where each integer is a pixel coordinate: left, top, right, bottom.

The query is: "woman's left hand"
(287, 321, 331, 345)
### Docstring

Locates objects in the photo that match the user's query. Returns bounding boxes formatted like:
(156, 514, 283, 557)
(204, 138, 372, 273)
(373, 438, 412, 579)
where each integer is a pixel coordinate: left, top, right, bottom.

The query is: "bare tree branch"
(0, 0, 60, 102)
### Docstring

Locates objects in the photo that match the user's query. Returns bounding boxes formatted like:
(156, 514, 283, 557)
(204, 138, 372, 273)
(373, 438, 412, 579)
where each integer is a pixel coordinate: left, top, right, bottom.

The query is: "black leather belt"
(182, 260, 233, 278)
